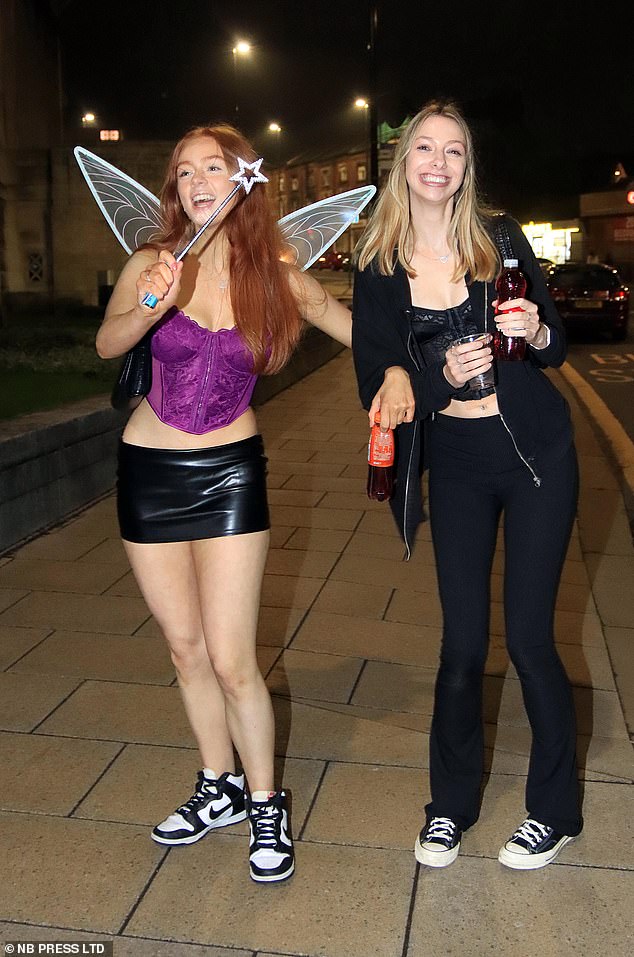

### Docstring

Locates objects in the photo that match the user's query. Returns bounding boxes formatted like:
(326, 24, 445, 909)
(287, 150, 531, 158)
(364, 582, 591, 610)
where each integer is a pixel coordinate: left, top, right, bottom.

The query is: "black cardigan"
(352, 215, 574, 556)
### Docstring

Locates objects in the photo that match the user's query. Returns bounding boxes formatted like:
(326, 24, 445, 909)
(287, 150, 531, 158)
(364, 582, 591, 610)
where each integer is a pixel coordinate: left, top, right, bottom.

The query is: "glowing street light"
(268, 122, 283, 216)
(232, 40, 252, 118)
(81, 112, 96, 127)
(354, 98, 369, 111)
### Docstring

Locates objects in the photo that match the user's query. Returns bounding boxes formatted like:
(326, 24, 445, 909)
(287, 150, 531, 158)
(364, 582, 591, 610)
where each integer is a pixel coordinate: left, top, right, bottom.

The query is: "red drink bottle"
(493, 258, 528, 361)
(367, 412, 395, 502)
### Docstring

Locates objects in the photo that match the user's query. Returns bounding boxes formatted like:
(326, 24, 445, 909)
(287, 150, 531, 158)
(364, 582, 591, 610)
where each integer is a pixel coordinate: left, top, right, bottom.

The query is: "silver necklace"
(417, 248, 452, 264)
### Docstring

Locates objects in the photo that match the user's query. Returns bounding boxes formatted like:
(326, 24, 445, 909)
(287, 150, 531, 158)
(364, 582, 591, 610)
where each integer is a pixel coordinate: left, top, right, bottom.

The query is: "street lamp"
(232, 40, 251, 119)
(81, 112, 96, 127)
(354, 97, 371, 185)
(268, 122, 283, 216)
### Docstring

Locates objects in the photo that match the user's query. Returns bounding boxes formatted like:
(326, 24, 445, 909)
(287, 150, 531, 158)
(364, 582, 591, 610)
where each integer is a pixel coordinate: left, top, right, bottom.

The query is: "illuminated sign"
(627, 190, 634, 205)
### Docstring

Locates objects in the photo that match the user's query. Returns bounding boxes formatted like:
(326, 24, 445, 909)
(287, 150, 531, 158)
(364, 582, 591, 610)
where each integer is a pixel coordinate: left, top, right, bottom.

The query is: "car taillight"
(550, 287, 566, 301)
(610, 289, 629, 301)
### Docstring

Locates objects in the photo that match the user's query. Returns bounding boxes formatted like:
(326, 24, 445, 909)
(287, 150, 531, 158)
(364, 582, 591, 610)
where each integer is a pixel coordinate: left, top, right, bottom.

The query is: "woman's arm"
(96, 250, 183, 359)
(288, 268, 352, 347)
(352, 265, 457, 419)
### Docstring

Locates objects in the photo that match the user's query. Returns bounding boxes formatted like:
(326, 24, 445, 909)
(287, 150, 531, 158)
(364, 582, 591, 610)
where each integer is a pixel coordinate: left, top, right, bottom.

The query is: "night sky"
(58, 0, 634, 221)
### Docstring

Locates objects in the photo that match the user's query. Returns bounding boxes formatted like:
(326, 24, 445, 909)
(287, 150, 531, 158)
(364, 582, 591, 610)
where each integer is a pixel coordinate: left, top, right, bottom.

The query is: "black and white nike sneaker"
(498, 818, 576, 870)
(151, 769, 246, 846)
(247, 790, 295, 883)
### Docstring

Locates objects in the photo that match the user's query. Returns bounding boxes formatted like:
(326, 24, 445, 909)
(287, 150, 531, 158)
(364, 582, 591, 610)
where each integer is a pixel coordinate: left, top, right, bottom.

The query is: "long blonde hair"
(356, 100, 499, 282)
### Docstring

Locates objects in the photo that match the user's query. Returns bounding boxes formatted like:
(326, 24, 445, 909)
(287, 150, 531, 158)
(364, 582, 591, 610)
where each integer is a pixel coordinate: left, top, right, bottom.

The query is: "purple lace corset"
(146, 308, 258, 434)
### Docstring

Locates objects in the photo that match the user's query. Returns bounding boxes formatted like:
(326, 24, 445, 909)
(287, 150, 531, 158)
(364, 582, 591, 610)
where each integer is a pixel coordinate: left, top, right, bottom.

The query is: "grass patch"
(0, 310, 119, 420)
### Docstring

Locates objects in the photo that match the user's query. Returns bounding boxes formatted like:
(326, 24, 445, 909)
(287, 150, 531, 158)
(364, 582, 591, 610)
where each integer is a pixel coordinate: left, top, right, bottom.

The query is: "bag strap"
(493, 214, 514, 261)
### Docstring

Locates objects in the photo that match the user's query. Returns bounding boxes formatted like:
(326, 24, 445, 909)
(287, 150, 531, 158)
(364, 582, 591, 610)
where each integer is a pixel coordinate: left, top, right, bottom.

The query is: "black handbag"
(110, 329, 154, 411)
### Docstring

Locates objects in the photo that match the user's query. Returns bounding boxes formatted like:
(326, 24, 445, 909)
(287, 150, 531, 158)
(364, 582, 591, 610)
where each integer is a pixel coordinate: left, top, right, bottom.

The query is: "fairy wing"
(278, 186, 376, 271)
(74, 147, 163, 254)
(74, 148, 375, 267)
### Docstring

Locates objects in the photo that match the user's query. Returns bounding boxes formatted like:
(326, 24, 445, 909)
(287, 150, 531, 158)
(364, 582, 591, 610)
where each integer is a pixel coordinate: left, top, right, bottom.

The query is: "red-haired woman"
(97, 125, 351, 883)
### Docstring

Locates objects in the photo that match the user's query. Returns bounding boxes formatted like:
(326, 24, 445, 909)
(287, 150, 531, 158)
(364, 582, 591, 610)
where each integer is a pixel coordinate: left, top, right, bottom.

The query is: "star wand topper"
(141, 156, 268, 309)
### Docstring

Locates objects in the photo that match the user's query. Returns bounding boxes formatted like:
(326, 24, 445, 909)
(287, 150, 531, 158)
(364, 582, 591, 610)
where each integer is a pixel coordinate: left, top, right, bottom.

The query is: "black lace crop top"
(410, 298, 495, 401)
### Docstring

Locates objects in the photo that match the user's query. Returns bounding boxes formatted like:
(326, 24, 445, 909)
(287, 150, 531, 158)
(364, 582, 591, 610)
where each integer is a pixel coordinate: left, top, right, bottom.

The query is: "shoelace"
(512, 819, 550, 848)
(177, 774, 219, 814)
(426, 816, 457, 841)
(251, 803, 281, 847)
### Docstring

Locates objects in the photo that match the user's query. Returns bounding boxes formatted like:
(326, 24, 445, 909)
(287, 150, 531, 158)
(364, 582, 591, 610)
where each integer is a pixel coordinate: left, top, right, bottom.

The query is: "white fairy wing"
(74, 147, 163, 253)
(74, 148, 375, 266)
(278, 186, 376, 271)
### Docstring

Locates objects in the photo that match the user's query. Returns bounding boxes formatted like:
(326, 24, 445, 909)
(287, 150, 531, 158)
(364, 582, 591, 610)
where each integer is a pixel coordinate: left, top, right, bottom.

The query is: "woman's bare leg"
(123, 538, 235, 774)
(192, 530, 274, 793)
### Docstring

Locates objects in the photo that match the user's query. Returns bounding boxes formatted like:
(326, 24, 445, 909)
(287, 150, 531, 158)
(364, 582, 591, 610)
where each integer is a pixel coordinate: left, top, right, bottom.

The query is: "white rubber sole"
(414, 834, 460, 868)
(151, 808, 247, 846)
(250, 859, 295, 883)
(498, 834, 575, 870)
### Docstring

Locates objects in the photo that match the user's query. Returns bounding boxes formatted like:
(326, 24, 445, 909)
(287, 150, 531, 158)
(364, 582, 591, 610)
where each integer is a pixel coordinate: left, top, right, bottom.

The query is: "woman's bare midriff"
(440, 392, 499, 419)
(122, 401, 259, 449)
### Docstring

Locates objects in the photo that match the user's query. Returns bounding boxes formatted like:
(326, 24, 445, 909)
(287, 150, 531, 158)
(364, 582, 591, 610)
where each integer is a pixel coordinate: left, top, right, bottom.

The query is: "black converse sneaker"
(498, 818, 575, 870)
(414, 816, 462, 867)
(151, 770, 246, 845)
(247, 790, 295, 883)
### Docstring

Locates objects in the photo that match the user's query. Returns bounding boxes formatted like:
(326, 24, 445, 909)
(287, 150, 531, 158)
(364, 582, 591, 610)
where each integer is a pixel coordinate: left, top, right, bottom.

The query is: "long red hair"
(151, 124, 302, 375)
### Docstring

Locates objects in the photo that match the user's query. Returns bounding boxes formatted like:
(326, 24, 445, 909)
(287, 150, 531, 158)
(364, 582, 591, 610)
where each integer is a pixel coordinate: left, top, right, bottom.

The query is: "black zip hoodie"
(352, 215, 574, 556)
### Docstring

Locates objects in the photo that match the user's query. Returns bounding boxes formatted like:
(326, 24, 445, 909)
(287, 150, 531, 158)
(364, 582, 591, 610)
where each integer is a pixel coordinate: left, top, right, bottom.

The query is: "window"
(356, 164, 367, 182)
(308, 172, 315, 188)
(338, 164, 348, 184)
(99, 130, 121, 141)
(320, 167, 331, 188)
(278, 174, 285, 192)
(28, 252, 44, 283)
(291, 176, 299, 192)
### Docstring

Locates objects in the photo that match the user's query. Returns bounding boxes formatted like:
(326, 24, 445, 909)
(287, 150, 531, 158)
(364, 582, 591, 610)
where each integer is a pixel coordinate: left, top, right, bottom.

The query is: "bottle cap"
(503, 258, 519, 268)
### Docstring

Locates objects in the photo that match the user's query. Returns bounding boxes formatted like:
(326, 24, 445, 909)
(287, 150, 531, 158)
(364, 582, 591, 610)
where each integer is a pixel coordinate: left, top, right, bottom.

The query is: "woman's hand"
(136, 250, 183, 315)
(493, 298, 544, 345)
(444, 334, 493, 389)
(368, 366, 416, 430)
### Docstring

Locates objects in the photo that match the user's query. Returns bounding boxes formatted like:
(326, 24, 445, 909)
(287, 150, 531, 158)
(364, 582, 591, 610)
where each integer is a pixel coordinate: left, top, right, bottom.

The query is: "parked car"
(314, 250, 351, 271)
(536, 257, 555, 277)
(545, 262, 629, 341)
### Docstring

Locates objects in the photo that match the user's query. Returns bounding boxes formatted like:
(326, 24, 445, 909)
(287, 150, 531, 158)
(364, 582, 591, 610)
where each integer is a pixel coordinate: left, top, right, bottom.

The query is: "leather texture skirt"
(117, 434, 270, 543)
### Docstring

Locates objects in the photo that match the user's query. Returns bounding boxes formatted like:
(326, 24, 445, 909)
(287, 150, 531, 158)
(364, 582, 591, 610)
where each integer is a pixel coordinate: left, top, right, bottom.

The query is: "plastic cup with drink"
(452, 333, 495, 391)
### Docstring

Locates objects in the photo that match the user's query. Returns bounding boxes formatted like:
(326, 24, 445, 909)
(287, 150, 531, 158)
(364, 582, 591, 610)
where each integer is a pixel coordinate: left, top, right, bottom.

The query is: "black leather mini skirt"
(117, 434, 270, 543)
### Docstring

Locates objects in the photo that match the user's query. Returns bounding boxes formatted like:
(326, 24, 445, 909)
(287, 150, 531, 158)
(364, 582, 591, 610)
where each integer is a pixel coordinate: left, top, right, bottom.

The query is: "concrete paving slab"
(260, 574, 324, 609)
(277, 698, 426, 767)
(407, 856, 633, 957)
(266, 648, 363, 703)
(0, 813, 161, 933)
(282, 526, 353, 552)
(291, 610, 443, 668)
(265, 546, 340, 578)
(0, 557, 125, 594)
(0, 731, 122, 814)
(0, 624, 49, 668)
(0, 591, 150, 634)
(303, 762, 423, 850)
(38, 680, 196, 746)
(8, 631, 175, 684)
(312, 579, 393, 619)
(126, 835, 415, 957)
(0, 926, 251, 957)
(0, 672, 81, 731)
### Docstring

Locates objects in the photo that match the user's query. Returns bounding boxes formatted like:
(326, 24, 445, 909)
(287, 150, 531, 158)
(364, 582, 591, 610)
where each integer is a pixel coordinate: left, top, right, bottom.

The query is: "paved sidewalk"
(1, 352, 633, 957)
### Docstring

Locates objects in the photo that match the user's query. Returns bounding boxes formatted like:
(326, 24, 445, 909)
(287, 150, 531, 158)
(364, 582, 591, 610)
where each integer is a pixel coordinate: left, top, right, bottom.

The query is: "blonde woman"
(352, 100, 582, 870)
